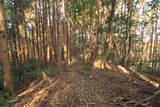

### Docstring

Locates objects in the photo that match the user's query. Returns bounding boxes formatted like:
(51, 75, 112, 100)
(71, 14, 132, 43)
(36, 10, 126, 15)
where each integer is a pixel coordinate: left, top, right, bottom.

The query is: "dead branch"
(130, 70, 159, 88)
(123, 100, 151, 107)
(133, 90, 160, 106)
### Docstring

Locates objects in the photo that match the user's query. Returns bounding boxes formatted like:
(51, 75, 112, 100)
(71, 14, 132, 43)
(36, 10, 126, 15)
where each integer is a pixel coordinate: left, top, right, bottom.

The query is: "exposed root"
(133, 90, 160, 106)
(123, 90, 160, 107)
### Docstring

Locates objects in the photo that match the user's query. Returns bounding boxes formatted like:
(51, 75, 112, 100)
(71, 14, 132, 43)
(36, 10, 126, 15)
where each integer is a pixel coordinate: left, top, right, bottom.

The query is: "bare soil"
(13, 59, 160, 107)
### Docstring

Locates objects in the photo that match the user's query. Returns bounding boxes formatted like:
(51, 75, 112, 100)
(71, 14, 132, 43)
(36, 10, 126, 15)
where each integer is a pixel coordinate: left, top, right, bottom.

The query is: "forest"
(0, 0, 160, 106)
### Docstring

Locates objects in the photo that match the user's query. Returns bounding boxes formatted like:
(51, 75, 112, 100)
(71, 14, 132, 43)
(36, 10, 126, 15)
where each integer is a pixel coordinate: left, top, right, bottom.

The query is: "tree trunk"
(107, 0, 116, 50)
(0, 0, 13, 93)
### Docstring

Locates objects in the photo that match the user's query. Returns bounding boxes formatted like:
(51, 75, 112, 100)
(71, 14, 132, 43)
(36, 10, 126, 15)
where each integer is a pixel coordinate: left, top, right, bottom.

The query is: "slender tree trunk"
(150, 24, 154, 67)
(106, 0, 116, 63)
(55, 0, 62, 74)
(35, 0, 40, 67)
(121, 0, 134, 66)
(153, 18, 158, 68)
(107, 0, 116, 50)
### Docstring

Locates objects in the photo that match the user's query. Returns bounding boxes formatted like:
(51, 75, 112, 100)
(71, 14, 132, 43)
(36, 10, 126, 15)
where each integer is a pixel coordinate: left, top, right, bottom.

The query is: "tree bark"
(0, 0, 13, 93)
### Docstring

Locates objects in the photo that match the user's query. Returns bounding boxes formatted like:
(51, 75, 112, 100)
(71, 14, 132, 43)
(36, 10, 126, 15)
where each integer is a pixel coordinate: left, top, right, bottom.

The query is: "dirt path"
(14, 60, 160, 107)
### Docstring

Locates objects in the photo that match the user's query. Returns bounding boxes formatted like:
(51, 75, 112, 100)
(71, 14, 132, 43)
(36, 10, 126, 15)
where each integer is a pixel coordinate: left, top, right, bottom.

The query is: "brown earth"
(13, 59, 160, 107)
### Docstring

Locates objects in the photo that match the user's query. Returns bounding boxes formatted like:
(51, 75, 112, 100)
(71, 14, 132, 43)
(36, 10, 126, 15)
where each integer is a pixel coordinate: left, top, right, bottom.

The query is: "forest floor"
(13, 58, 160, 107)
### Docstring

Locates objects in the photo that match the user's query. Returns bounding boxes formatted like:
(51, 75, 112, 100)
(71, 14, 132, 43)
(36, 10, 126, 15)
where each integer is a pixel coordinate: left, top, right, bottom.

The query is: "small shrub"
(0, 91, 17, 107)
(24, 69, 53, 78)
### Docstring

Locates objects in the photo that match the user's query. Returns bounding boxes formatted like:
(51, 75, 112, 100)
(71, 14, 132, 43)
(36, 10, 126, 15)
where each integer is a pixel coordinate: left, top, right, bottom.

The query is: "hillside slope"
(13, 60, 160, 107)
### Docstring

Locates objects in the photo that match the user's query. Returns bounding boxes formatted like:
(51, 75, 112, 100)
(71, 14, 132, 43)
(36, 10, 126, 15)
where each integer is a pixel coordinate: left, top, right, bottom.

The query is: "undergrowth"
(0, 64, 54, 107)
(0, 91, 17, 107)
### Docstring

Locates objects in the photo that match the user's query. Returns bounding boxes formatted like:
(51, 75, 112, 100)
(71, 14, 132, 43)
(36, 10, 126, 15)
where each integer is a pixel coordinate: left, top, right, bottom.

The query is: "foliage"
(0, 92, 5, 106)
(4, 0, 32, 20)
(24, 69, 53, 78)
(141, 64, 160, 76)
(0, 91, 17, 107)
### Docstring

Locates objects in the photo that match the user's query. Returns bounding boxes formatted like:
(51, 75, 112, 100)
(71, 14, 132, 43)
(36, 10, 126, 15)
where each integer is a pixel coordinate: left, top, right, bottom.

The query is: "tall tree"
(0, 0, 13, 93)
